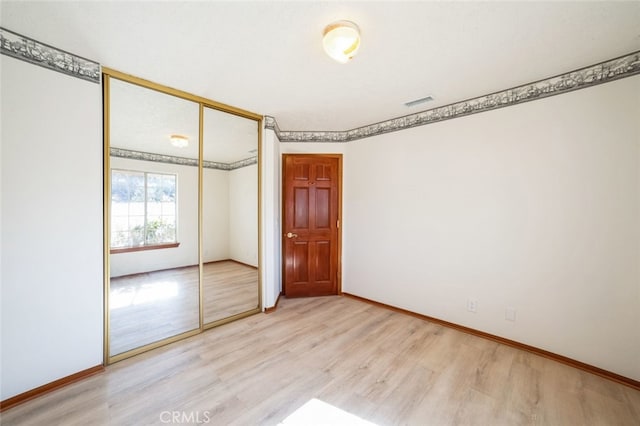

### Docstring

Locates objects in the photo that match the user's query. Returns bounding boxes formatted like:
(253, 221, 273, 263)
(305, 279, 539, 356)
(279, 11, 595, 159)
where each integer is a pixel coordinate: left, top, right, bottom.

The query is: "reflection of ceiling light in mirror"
(170, 134, 189, 148)
(323, 20, 360, 63)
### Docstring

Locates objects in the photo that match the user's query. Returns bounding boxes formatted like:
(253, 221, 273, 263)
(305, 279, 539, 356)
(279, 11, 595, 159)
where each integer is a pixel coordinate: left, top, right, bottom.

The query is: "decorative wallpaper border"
(0, 27, 100, 84)
(266, 50, 640, 143)
(3, 26, 636, 141)
(203, 156, 258, 171)
(228, 156, 258, 170)
(111, 147, 257, 171)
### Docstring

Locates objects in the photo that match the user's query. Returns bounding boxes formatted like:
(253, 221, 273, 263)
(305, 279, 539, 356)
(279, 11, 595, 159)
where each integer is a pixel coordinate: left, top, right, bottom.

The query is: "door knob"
(286, 232, 298, 238)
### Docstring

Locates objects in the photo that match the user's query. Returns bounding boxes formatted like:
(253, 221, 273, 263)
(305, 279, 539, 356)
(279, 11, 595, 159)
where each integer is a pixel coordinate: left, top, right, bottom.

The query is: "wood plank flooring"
(110, 265, 199, 355)
(110, 261, 258, 355)
(3, 296, 639, 425)
(203, 261, 259, 324)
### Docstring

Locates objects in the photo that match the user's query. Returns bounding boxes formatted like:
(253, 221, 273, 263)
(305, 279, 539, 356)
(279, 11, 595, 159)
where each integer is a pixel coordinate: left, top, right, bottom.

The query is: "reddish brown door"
(283, 154, 341, 297)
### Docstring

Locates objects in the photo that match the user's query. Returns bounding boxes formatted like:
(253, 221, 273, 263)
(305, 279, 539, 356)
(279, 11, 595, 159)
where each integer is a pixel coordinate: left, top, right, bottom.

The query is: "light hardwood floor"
(110, 265, 199, 355)
(3, 296, 639, 425)
(203, 261, 259, 324)
(110, 261, 259, 355)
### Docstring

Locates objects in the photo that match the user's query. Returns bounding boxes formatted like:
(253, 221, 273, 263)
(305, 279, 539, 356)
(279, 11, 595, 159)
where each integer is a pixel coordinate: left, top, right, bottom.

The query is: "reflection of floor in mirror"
(203, 260, 259, 323)
(109, 260, 258, 356)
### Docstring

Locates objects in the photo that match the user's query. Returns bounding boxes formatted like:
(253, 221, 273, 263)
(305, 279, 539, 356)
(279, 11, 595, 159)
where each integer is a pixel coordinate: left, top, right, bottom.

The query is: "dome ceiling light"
(170, 134, 189, 148)
(322, 20, 360, 64)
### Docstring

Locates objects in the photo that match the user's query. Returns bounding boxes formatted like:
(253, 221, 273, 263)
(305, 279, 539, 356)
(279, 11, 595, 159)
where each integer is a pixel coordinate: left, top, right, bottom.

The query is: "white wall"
(110, 159, 260, 276)
(261, 128, 281, 308)
(109, 157, 200, 277)
(1, 56, 103, 400)
(260, 134, 349, 308)
(229, 164, 258, 267)
(343, 75, 640, 380)
(202, 167, 230, 263)
(261, 141, 347, 308)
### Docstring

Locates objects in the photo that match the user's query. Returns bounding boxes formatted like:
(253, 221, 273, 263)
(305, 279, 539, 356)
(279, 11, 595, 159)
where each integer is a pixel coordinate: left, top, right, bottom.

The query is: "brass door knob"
(286, 232, 298, 238)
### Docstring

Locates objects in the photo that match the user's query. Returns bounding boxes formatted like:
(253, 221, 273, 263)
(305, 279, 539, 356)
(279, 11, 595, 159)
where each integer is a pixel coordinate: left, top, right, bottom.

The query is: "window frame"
(109, 168, 179, 253)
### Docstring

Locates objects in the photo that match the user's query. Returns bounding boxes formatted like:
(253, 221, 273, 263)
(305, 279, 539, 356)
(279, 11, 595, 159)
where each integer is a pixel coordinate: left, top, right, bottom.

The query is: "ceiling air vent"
(404, 95, 434, 108)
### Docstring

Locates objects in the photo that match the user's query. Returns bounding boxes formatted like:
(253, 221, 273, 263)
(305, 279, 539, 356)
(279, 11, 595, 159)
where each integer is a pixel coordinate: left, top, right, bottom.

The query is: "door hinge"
(337, 220, 340, 229)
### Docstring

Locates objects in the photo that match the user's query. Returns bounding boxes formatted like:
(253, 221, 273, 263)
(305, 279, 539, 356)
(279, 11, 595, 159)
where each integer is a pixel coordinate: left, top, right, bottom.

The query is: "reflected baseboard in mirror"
(106, 74, 201, 360)
(203, 260, 259, 324)
(103, 68, 262, 364)
(109, 260, 258, 356)
(202, 105, 260, 328)
(109, 265, 199, 356)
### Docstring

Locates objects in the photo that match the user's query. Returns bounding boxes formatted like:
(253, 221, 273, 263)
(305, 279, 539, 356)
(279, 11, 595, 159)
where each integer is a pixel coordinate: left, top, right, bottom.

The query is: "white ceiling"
(110, 77, 258, 163)
(2, 1, 639, 132)
(110, 78, 200, 159)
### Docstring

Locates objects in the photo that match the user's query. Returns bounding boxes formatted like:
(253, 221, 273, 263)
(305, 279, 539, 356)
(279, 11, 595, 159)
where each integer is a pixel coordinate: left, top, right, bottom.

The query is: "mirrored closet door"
(202, 107, 260, 325)
(103, 70, 261, 363)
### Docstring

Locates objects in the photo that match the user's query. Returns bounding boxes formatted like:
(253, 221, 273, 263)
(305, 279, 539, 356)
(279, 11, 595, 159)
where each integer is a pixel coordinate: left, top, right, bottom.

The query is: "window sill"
(110, 242, 180, 254)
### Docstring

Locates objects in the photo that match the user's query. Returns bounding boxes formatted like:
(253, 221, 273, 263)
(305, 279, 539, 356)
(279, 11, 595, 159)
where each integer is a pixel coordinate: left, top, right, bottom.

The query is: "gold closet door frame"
(102, 68, 263, 365)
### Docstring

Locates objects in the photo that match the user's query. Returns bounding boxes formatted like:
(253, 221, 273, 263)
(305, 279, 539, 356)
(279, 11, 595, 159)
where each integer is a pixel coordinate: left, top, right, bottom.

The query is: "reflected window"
(111, 169, 177, 248)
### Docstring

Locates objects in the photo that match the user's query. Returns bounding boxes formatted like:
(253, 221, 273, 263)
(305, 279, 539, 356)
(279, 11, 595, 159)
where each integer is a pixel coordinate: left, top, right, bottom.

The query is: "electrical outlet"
(467, 299, 477, 313)
(506, 307, 516, 322)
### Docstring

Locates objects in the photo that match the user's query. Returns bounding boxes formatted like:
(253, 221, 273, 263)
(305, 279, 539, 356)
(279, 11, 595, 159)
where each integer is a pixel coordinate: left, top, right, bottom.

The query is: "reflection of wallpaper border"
(0, 27, 100, 84)
(265, 50, 640, 143)
(203, 156, 258, 170)
(111, 147, 257, 170)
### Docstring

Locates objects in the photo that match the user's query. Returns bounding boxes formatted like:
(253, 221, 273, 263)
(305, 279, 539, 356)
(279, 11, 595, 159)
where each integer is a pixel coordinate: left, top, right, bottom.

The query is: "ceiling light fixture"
(170, 134, 189, 148)
(322, 20, 360, 64)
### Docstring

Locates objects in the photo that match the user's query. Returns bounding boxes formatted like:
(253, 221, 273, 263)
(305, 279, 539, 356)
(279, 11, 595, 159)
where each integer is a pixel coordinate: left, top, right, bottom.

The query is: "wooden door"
(283, 154, 341, 297)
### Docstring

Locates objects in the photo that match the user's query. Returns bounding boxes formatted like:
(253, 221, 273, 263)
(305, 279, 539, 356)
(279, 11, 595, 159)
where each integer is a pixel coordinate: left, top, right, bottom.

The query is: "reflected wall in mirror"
(108, 77, 200, 357)
(104, 69, 262, 363)
(202, 107, 259, 324)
